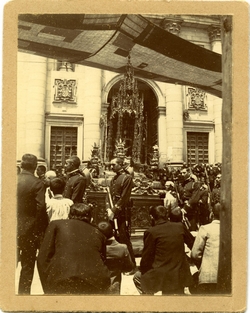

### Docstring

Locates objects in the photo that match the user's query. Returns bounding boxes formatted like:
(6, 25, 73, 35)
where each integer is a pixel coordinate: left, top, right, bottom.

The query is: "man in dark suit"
(36, 164, 46, 182)
(133, 205, 195, 295)
(178, 168, 202, 231)
(37, 203, 111, 294)
(108, 157, 136, 272)
(17, 154, 48, 294)
(210, 174, 221, 208)
(63, 156, 86, 203)
(97, 221, 134, 294)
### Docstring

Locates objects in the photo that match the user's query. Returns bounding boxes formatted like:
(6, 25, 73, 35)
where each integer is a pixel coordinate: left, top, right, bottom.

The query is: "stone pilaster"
(17, 53, 28, 159)
(17, 53, 47, 159)
(214, 97, 223, 163)
(82, 66, 102, 160)
(208, 26, 223, 163)
(208, 26, 222, 54)
(101, 102, 109, 116)
(165, 84, 184, 165)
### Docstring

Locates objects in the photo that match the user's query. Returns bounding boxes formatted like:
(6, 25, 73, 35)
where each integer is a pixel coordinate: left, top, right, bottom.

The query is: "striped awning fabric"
(18, 14, 222, 98)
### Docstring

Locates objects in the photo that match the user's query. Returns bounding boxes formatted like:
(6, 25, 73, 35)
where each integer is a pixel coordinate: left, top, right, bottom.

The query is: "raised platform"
(86, 190, 164, 257)
(130, 230, 145, 257)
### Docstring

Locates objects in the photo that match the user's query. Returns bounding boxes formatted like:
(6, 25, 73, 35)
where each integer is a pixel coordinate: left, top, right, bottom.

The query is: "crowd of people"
(162, 166, 221, 231)
(17, 153, 221, 295)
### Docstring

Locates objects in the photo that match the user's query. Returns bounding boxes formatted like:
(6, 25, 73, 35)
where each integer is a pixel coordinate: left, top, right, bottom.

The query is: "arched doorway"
(105, 79, 158, 165)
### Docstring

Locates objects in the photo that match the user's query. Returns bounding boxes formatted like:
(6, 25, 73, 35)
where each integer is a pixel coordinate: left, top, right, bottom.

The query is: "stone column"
(213, 96, 223, 163)
(208, 26, 222, 54)
(165, 84, 184, 165)
(17, 53, 47, 159)
(17, 52, 28, 159)
(82, 66, 102, 160)
(208, 26, 223, 163)
(157, 106, 167, 167)
(160, 19, 183, 166)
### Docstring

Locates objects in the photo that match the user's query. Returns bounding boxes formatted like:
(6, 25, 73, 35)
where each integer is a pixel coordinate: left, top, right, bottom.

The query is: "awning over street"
(18, 14, 222, 97)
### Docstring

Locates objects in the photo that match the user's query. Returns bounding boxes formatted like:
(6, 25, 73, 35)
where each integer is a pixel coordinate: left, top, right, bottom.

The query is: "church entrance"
(105, 79, 158, 166)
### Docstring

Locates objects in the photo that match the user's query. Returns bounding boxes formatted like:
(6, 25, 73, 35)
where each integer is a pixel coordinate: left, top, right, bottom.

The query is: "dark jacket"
(63, 170, 86, 203)
(17, 170, 47, 245)
(210, 187, 221, 207)
(110, 171, 133, 217)
(179, 179, 203, 214)
(37, 219, 111, 293)
(106, 238, 134, 287)
(140, 220, 195, 294)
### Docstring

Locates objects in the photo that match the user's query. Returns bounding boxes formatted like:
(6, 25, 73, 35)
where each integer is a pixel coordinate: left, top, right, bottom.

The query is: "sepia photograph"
(1, 1, 248, 312)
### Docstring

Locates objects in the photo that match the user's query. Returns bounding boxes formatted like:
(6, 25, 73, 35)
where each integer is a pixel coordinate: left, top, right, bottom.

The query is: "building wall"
(17, 53, 47, 159)
(17, 17, 223, 169)
(180, 26, 211, 49)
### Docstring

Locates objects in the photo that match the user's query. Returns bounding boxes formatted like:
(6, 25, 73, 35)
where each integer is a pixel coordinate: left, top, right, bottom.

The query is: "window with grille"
(50, 127, 77, 170)
(186, 132, 208, 166)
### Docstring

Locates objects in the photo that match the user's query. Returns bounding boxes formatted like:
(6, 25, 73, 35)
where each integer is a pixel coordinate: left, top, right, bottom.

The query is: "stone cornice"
(45, 112, 84, 121)
(142, 14, 220, 30)
(183, 120, 214, 130)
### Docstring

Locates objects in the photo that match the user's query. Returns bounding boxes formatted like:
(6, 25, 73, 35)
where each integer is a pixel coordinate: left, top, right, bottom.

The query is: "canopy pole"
(217, 15, 232, 294)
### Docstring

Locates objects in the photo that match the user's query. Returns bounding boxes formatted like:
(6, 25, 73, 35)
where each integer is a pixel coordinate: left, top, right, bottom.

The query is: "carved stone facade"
(186, 87, 207, 111)
(17, 15, 223, 169)
(160, 18, 182, 36)
(53, 79, 77, 103)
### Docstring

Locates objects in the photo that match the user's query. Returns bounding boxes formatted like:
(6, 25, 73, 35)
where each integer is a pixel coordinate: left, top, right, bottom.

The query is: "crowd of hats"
(157, 162, 222, 187)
